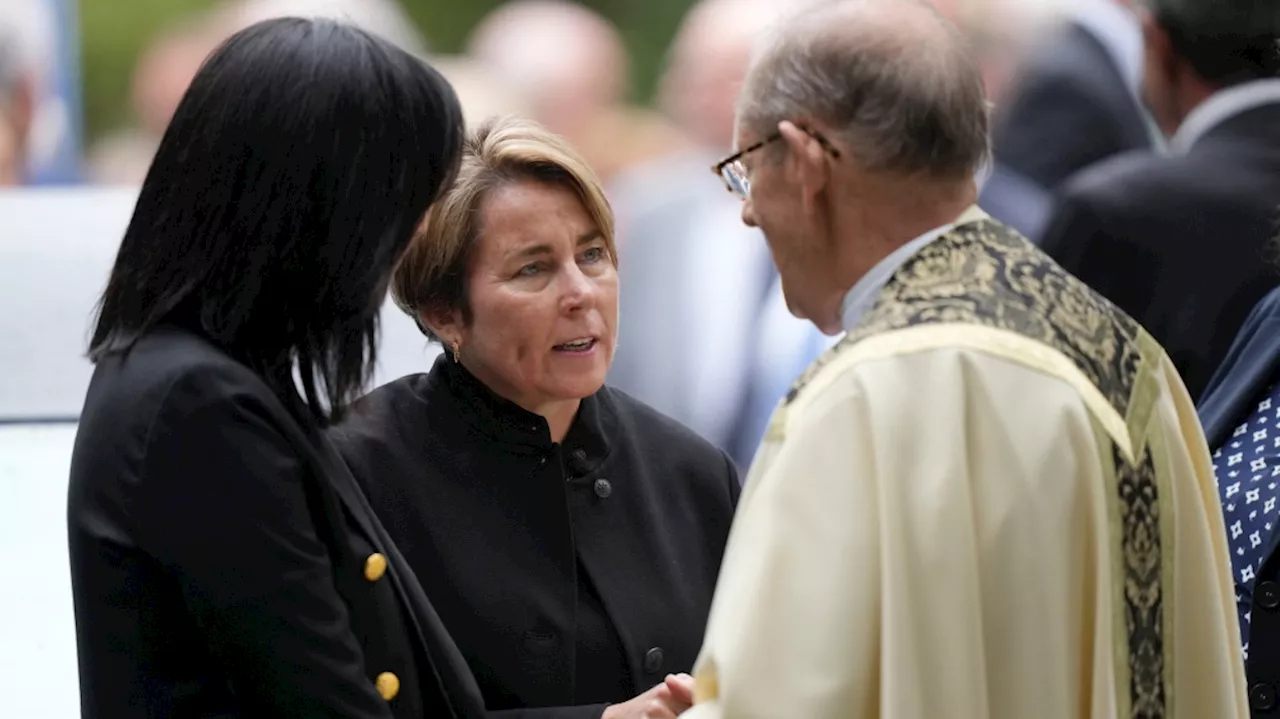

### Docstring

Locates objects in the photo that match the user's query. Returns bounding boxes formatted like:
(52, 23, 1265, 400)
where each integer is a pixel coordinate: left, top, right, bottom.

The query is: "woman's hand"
(601, 674, 696, 719)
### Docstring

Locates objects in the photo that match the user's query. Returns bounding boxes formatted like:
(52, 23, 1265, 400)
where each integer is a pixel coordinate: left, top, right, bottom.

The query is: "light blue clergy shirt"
(839, 223, 954, 332)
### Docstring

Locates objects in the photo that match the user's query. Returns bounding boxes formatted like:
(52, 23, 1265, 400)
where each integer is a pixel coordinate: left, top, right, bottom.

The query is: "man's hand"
(601, 674, 696, 719)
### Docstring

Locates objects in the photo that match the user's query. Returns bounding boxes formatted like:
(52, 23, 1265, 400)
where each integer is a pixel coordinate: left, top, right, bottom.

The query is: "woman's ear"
(419, 305, 462, 347)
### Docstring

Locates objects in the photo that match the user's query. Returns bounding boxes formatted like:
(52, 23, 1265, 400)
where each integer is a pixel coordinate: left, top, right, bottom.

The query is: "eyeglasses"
(711, 126, 842, 199)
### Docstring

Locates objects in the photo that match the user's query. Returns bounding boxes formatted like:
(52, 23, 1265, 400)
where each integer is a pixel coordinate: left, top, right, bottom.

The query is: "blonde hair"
(392, 115, 616, 340)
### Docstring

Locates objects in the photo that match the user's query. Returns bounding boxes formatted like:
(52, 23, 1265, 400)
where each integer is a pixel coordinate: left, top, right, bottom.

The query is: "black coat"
(1038, 103, 1280, 399)
(992, 21, 1152, 190)
(328, 356, 741, 718)
(67, 327, 485, 719)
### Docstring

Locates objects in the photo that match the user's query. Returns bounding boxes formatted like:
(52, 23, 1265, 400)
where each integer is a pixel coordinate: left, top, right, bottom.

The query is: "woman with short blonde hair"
(331, 116, 740, 719)
(393, 117, 617, 345)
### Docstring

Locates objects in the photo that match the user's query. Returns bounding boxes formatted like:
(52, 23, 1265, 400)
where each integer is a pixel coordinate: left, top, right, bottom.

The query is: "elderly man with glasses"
(684, 0, 1249, 717)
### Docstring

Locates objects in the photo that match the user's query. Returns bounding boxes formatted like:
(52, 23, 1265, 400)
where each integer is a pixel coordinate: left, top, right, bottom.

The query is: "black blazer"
(328, 356, 741, 718)
(1199, 287, 1280, 716)
(66, 327, 485, 719)
(992, 21, 1152, 190)
(1038, 103, 1280, 399)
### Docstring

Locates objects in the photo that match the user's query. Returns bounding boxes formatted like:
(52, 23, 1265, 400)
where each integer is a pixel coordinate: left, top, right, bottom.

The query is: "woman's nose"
(559, 264, 596, 309)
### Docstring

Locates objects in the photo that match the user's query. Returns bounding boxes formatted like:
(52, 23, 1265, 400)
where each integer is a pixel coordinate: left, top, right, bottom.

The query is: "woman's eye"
(518, 263, 541, 277)
(580, 247, 605, 263)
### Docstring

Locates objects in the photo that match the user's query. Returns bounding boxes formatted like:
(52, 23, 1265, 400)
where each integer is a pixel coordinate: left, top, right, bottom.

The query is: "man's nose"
(741, 198, 759, 228)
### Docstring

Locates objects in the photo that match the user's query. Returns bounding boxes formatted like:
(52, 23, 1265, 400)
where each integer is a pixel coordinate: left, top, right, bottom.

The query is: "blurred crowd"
(0, 0, 1260, 468)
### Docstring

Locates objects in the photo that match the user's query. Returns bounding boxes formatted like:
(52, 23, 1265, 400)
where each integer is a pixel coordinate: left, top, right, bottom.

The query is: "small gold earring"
(450, 340, 461, 363)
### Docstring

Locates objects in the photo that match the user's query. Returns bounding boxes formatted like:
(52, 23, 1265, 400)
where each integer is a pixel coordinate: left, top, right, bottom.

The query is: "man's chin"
(783, 288, 843, 335)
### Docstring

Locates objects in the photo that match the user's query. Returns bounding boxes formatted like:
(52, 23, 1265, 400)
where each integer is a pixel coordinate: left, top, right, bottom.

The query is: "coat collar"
(1198, 290, 1280, 449)
(1169, 79, 1280, 154)
(424, 354, 614, 473)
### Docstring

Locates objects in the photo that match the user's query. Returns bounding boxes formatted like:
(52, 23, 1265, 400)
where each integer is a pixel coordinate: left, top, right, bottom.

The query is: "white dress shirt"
(1169, 78, 1280, 154)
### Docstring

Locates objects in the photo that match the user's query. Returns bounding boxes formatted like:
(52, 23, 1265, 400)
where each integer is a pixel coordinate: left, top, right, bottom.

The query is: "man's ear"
(1139, 10, 1183, 90)
(1137, 9, 1181, 134)
(778, 120, 830, 211)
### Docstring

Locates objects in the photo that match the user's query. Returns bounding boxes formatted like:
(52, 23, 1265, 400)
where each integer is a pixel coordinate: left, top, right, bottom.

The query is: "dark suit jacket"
(328, 356, 740, 718)
(993, 21, 1152, 190)
(1038, 103, 1280, 399)
(978, 161, 1053, 242)
(1198, 287, 1280, 717)
(66, 327, 485, 719)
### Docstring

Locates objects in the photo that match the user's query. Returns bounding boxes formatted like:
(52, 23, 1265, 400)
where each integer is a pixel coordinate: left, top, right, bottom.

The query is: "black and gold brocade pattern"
(785, 219, 1144, 414)
(1116, 444, 1166, 719)
(786, 218, 1167, 719)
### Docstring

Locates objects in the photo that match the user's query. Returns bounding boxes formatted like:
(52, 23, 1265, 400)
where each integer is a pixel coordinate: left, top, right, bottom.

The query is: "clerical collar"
(1169, 78, 1280, 154)
(838, 206, 989, 332)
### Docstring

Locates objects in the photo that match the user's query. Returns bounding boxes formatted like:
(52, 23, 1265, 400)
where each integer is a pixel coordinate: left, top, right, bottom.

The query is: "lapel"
(1199, 311, 1280, 449)
(310, 432, 485, 717)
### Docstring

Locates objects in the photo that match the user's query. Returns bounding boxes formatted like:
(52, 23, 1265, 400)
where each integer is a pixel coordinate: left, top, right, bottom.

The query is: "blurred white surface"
(0, 423, 79, 719)
(2, 187, 133, 420)
(0, 187, 441, 421)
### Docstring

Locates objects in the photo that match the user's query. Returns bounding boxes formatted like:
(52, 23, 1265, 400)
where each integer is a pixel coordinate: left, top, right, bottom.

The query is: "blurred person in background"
(466, 0, 681, 183)
(86, 11, 224, 184)
(0, 0, 69, 186)
(1038, 0, 1280, 401)
(425, 55, 531, 128)
(330, 117, 740, 719)
(607, 0, 834, 471)
(0, 10, 34, 185)
(992, 0, 1156, 192)
(87, 0, 428, 184)
(933, 0, 1056, 240)
(228, 0, 427, 51)
(66, 18, 484, 718)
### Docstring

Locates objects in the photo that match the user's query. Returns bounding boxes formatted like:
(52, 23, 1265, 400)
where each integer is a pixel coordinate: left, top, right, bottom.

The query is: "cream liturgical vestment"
(684, 211, 1248, 719)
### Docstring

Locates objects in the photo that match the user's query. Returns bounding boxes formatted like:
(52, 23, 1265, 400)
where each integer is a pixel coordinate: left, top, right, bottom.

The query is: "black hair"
(1153, 0, 1280, 86)
(88, 16, 464, 422)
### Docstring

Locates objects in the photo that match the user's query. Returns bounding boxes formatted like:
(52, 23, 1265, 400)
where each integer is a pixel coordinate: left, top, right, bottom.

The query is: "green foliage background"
(78, 0, 696, 145)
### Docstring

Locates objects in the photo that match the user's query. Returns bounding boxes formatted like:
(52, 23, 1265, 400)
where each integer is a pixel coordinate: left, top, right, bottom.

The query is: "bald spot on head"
(740, 0, 989, 179)
(784, 0, 960, 86)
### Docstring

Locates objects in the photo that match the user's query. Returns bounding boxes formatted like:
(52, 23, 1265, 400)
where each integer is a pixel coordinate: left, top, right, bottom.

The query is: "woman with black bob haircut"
(67, 17, 483, 719)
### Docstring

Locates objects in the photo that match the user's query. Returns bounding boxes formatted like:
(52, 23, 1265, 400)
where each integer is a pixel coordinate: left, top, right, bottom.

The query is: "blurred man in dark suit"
(1038, 0, 1280, 400)
(932, 0, 1056, 240)
(992, 0, 1154, 191)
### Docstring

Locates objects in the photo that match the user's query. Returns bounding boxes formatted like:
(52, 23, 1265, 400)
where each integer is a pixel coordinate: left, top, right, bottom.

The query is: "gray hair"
(737, 0, 989, 179)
